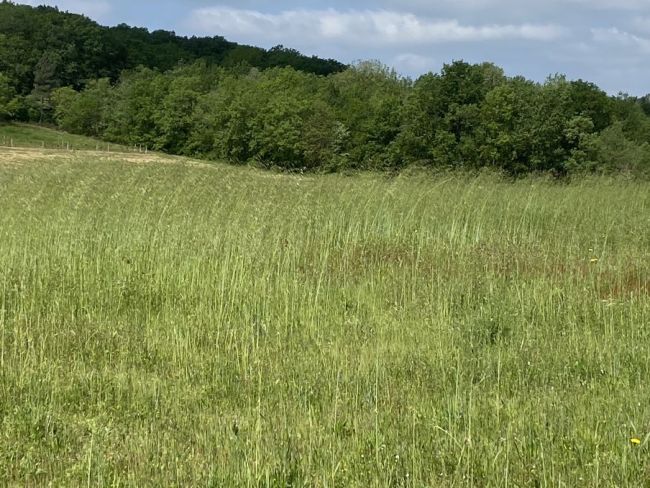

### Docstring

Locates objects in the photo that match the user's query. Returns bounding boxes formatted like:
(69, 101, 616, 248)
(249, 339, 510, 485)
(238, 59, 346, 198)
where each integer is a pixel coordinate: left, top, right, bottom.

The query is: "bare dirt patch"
(0, 146, 212, 168)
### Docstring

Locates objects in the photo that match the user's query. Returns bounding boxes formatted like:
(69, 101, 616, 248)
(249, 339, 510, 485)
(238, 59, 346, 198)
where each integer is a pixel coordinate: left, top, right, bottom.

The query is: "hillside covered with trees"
(0, 2, 344, 94)
(1, 1, 650, 176)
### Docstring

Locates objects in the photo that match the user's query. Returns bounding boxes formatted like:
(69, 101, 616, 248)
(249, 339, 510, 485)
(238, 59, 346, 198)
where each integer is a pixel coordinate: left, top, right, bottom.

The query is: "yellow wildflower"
(590, 258, 599, 264)
(631, 438, 641, 445)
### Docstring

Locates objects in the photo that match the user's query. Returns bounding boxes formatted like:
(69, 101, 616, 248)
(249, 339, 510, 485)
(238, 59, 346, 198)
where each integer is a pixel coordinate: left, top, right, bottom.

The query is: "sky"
(19, 0, 650, 95)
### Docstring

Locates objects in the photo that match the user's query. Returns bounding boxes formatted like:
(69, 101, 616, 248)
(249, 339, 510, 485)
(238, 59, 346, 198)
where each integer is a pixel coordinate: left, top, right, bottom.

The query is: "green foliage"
(0, 72, 17, 120)
(103, 67, 168, 147)
(478, 78, 538, 173)
(243, 69, 314, 168)
(39, 59, 650, 177)
(639, 94, 650, 117)
(591, 122, 650, 174)
(392, 61, 506, 168)
(31, 56, 650, 177)
(568, 80, 613, 132)
(329, 61, 409, 169)
(564, 115, 597, 172)
(611, 95, 650, 145)
(52, 79, 111, 136)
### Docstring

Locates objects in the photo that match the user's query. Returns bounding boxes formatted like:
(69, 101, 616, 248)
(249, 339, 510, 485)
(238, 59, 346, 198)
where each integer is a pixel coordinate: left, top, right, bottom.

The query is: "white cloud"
(572, 0, 650, 8)
(186, 7, 566, 46)
(20, 0, 112, 20)
(592, 27, 650, 53)
(382, 0, 650, 12)
(631, 16, 650, 32)
(393, 53, 437, 73)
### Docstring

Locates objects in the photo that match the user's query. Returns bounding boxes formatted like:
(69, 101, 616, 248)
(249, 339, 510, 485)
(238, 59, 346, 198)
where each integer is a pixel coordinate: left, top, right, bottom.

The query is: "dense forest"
(2, 1, 650, 175)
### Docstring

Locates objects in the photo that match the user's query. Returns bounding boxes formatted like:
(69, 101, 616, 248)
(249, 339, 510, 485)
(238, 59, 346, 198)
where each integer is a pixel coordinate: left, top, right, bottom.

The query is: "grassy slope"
(0, 123, 131, 151)
(0, 144, 649, 486)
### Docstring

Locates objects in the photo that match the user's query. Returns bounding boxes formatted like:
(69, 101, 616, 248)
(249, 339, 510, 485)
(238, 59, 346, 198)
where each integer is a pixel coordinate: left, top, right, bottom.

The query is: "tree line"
(0, 1, 344, 96)
(1, 2, 650, 176)
(43, 62, 650, 175)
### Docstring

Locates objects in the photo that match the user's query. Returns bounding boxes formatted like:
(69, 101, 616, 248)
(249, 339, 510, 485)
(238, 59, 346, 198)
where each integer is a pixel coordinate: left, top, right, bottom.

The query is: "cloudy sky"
(20, 0, 650, 95)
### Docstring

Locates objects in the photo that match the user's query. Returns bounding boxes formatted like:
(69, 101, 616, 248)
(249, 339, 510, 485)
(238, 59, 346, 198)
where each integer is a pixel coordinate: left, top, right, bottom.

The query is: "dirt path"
(0, 146, 214, 168)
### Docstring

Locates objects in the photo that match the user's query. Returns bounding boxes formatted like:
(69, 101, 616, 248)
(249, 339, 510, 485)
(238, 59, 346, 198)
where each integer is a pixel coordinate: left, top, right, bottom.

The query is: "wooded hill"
(0, 1, 345, 95)
(1, 1, 650, 176)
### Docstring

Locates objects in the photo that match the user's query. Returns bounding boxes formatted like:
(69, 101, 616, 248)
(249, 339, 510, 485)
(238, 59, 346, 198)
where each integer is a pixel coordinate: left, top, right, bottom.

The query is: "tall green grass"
(0, 151, 649, 486)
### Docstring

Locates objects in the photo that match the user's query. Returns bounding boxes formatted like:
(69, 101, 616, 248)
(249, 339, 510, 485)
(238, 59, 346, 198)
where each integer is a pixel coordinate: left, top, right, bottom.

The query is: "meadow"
(0, 123, 131, 152)
(0, 140, 649, 486)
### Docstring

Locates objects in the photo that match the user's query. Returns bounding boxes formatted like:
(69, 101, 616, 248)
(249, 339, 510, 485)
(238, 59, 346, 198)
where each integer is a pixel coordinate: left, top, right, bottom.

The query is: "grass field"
(0, 142, 649, 486)
(0, 123, 131, 152)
